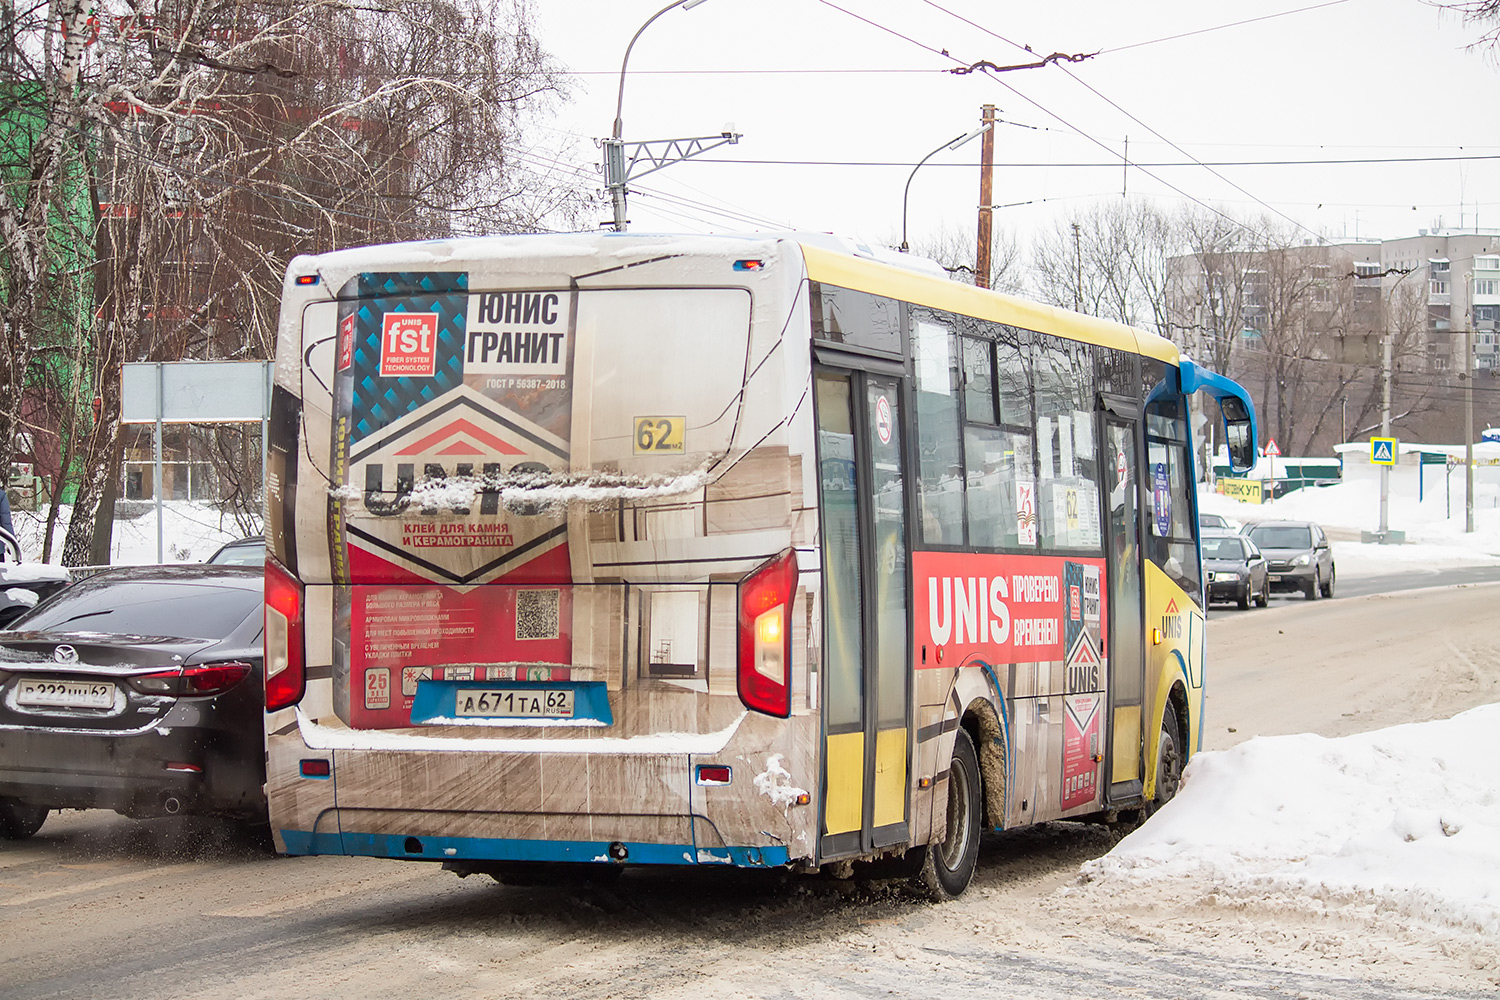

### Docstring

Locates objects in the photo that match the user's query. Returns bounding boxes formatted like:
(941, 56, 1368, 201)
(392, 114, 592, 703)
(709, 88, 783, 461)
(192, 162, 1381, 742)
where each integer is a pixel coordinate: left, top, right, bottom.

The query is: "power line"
(648, 153, 1500, 168)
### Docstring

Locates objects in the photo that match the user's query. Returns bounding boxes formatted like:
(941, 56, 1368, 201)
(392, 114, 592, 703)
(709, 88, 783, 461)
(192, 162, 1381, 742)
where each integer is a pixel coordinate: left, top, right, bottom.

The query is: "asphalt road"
(3, 579, 1498, 999)
(1205, 561, 1500, 616)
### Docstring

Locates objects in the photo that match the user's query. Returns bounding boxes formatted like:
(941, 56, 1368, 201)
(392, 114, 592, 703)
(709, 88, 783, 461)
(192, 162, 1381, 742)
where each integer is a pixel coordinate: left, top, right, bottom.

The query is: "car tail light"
(696, 764, 732, 785)
(264, 556, 305, 712)
(737, 549, 798, 717)
(130, 661, 252, 696)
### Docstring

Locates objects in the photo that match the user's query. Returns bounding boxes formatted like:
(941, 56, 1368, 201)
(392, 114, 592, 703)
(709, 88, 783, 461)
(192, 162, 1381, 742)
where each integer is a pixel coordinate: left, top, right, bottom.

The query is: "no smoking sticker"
(875, 395, 892, 444)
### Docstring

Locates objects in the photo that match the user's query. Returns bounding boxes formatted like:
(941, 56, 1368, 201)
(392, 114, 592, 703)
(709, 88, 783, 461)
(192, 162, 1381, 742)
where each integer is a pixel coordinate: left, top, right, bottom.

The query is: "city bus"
(262, 232, 1257, 899)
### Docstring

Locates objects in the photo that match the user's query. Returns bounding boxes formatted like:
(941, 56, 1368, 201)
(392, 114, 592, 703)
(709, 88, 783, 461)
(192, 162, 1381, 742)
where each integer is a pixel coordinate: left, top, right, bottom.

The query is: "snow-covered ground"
(1086, 704, 1500, 942)
(1103, 479, 1500, 975)
(1199, 476, 1500, 575)
(8, 501, 258, 566)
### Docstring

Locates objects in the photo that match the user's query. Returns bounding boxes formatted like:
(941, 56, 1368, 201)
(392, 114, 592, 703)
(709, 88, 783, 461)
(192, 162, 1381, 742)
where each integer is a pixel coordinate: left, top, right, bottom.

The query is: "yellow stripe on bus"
(872, 727, 908, 829)
(798, 242, 1180, 365)
(823, 731, 864, 835)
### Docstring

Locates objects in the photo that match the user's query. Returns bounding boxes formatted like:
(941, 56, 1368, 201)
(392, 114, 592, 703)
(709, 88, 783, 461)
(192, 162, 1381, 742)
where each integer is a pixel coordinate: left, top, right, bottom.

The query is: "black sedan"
(1202, 533, 1269, 609)
(0, 564, 264, 840)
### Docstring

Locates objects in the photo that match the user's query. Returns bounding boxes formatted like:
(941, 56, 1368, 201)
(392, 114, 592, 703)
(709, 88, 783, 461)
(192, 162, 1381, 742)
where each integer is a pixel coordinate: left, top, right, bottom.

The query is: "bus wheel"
(1142, 702, 1183, 821)
(914, 728, 981, 901)
(0, 798, 48, 840)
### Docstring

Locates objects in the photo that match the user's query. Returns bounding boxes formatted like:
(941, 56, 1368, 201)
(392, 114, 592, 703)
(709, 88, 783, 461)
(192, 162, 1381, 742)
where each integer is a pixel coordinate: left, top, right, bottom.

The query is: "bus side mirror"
(1220, 396, 1255, 473)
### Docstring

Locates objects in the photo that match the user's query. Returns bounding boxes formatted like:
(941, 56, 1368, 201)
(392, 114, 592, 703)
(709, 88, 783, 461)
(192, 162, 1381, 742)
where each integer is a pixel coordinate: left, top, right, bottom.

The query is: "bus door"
(814, 368, 912, 858)
(1102, 403, 1147, 802)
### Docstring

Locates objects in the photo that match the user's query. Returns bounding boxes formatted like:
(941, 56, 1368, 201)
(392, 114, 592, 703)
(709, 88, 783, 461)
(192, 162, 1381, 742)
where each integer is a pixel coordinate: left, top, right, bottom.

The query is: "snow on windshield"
(1083, 704, 1500, 938)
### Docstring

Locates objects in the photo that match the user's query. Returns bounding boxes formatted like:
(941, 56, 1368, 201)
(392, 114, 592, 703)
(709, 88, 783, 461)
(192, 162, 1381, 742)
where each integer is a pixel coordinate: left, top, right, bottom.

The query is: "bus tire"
(914, 728, 981, 901)
(1141, 701, 1184, 821)
(0, 798, 48, 840)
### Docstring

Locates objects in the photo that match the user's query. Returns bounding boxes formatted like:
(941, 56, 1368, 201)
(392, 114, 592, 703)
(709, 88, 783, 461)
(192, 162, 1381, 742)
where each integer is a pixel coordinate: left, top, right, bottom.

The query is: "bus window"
(960, 325, 1035, 551)
(1144, 396, 1202, 594)
(1035, 335, 1101, 553)
(811, 283, 903, 356)
(914, 314, 963, 545)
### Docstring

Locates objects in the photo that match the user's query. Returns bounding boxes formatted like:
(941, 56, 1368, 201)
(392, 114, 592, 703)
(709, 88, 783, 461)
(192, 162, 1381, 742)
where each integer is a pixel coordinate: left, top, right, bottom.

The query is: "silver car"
(1202, 534, 1269, 609)
(1242, 520, 1335, 600)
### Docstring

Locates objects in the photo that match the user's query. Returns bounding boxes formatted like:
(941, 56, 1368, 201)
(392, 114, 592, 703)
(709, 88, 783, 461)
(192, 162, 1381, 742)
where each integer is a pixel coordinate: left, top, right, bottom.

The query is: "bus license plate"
(453, 688, 574, 719)
(16, 678, 115, 710)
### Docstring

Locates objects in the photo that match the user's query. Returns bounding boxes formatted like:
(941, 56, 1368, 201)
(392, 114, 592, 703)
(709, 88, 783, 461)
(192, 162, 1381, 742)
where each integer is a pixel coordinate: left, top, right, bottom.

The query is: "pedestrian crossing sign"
(1370, 437, 1397, 465)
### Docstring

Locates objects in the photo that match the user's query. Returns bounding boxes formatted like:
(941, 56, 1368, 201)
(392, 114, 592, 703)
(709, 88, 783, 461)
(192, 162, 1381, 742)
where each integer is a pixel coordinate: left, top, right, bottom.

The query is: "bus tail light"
(264, 556, 305, 712)
(737, 549, 798, 718)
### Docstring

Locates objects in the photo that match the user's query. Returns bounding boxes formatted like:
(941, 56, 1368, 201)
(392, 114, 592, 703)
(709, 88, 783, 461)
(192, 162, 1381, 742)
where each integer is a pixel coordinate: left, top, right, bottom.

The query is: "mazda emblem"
(53, 645, 79, 664)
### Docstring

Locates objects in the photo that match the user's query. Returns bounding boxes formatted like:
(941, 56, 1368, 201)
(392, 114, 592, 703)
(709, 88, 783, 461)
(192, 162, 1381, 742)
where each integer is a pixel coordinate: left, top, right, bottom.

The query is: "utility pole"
(975, 104, 996, 289)
(1465, 271, 1475, 533)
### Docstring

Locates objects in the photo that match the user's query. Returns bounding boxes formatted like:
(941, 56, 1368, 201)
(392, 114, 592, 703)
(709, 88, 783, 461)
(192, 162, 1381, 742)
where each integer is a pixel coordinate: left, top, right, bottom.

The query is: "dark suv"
(1242, 520, 1335, 600)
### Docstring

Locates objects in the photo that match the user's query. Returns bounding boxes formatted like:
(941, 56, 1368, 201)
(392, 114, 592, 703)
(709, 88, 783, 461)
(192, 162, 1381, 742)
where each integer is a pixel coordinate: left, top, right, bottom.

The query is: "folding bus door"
(814, 369, 912, 858)
(1102, 405, 1147, 802)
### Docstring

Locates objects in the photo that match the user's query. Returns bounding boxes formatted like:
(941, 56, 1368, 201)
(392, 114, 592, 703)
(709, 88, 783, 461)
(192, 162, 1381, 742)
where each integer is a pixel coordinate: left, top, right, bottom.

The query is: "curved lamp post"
(900, 122, 993, 252)
(607, 0, 711, 231)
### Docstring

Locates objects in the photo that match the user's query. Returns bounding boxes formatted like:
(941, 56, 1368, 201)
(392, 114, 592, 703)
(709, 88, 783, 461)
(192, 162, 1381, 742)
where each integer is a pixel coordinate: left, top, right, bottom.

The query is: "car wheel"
(0, 798, 48, 840)
(1236, 584, 1250, 610)
(1255, 579, 1269, 607)
(1305, 571, 1320, 600)
(1321, 566, 1335, 598)
(1141, 702, 1184, 821)
(914, 728, 982, 901)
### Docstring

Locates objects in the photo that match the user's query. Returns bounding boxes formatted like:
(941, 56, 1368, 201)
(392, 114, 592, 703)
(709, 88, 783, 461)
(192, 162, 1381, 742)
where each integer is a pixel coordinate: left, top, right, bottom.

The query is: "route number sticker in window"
(633, 416, 685, 454)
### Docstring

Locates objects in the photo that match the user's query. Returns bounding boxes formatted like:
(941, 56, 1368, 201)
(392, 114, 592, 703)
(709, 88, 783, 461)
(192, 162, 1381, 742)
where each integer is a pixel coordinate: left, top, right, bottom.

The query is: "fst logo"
(380, 312, 439, 378)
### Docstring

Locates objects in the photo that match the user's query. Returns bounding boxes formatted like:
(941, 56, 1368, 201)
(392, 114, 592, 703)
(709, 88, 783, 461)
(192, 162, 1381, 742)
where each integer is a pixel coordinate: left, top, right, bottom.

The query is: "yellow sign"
(1216, 477, 1263, 504)
(633, 416, 685, 454)
(1370, 437, 1397, 466)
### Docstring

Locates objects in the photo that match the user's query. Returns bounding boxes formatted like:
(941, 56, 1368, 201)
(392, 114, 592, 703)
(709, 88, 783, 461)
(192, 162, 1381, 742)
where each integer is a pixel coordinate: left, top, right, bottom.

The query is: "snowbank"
(1084, 704, 1500, 938)
(1199, 477, 1500, 571)
(9, 501, 260, 566)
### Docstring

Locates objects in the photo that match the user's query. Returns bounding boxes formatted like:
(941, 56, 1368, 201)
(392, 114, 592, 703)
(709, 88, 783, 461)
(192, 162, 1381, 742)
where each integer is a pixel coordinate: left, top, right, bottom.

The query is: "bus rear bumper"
(276, 826, 791, 868)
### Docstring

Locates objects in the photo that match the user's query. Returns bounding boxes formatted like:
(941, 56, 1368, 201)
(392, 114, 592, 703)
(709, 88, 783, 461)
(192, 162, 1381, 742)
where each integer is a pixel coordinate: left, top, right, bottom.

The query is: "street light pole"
(1465, 271, 1475, 533)
(901, 123, 993, 253)
(605, 0, 712, 233)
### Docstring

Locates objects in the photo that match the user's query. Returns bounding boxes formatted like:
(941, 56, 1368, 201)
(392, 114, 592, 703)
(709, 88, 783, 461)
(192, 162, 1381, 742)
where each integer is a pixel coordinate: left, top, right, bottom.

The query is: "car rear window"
(1202, 537, 1246, 559)
(1247, 525, 1312, 549)
(12, 581, 260, 639)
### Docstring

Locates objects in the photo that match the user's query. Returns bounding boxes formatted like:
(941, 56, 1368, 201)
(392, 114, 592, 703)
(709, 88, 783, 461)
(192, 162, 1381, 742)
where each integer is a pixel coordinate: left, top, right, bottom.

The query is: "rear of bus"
(263, 234, 823, 871)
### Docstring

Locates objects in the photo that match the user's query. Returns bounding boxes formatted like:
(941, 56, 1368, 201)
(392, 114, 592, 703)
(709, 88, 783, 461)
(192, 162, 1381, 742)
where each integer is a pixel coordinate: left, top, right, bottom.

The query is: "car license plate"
(1268, 574, 1282, 583)
(453, 687, 574, 719)
(16, 678, 115, 710)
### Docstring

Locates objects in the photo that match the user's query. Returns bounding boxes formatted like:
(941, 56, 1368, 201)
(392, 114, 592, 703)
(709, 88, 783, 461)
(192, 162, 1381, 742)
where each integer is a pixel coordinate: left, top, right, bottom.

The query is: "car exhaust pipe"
(162, 796, 182, 815)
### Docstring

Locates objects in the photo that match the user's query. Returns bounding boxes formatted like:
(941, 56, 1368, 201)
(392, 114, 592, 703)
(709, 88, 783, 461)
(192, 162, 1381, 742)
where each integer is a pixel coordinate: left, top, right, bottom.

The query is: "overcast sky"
(530, 0, 1499, 252)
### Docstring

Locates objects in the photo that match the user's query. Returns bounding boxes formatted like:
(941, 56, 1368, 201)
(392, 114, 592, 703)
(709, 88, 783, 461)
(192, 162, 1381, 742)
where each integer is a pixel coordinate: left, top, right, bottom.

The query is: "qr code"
(515, 589, 560, 640)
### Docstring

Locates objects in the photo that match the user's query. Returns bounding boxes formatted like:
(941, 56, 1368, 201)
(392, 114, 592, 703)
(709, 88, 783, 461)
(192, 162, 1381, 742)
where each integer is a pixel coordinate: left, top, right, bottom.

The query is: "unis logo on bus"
(347, 384, 569, 522)
(1161, 597, 1183, 639)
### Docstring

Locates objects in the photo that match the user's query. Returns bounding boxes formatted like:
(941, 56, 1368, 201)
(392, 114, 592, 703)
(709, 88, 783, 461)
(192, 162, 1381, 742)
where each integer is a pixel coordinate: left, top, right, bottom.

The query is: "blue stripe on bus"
(277, 829, 791, 868)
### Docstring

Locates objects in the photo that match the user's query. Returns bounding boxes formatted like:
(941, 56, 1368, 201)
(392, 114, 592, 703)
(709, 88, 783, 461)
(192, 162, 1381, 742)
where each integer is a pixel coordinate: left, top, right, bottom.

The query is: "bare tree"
(10, 0, 581, 565)
(909, 220, 1025, 294)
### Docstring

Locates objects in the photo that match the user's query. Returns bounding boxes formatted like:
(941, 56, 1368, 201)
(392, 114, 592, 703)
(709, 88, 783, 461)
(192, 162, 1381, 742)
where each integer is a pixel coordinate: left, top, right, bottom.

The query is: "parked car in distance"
(0, 526, 72, 629)
(1202, 534, 1269, 609)
(1198, 512, 1239, 531)
(0, 564, 264, 840)
(206, 535, 264, 566)
(1242, 520, 1335, 600)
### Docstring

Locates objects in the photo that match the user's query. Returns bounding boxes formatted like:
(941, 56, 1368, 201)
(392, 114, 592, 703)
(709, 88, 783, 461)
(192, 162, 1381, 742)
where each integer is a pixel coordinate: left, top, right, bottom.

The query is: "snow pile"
(1199, 478, 1500, 574)
(1083, 704, 1500, 937)
(10, 501, 259, 566)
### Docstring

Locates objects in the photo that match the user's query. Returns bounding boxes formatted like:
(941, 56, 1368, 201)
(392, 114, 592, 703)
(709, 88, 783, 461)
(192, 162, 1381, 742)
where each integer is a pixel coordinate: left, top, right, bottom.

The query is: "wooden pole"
(975, 104, 996, 289)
